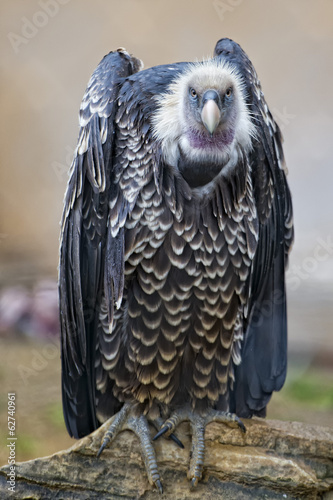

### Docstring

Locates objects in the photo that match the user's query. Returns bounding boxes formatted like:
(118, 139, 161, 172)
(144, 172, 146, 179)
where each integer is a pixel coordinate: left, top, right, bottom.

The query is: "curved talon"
(169, 433, 184, 448)
(191, 477, 199, 488)
(97, 441, 107, 458)
(237, 419, 246, 433)
(155, 479, 163, 494)
(153, 426, 170, 441)
(97, 429, 114, 458)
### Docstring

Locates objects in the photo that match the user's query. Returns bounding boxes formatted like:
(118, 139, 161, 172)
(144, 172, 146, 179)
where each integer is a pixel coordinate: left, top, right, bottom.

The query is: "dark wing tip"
(116, 47, 144, 73)
(214, 38, 237, 57)
(213, 38, 247, 60)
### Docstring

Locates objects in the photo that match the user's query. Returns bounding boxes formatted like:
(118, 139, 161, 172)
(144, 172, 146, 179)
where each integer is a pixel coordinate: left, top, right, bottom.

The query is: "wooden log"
(1, 418, 333, 499)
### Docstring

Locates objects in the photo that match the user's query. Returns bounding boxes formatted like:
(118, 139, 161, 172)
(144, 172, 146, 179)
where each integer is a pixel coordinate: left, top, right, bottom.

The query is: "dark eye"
(225, 87, 233, 98)
(189, 87, 197, 98)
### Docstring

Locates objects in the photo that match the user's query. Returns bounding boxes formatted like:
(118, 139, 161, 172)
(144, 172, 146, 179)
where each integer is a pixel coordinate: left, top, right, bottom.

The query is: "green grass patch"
(284, 371, 333, 410)
(45, 402, 65, 429)
(0, 394, 6, 413)
(16, 434, 37, 458)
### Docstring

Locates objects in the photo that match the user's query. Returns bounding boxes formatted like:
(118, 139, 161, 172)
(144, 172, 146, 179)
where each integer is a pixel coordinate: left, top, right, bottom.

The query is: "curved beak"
(201, 99, 221, 135)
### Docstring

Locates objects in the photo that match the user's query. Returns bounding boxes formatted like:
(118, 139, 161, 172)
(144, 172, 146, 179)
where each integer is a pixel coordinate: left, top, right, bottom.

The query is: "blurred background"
(1, 0, 332, 465)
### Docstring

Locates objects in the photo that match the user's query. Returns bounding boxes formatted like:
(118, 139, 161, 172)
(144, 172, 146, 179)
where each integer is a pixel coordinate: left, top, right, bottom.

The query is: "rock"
(1, 418, 332, 499)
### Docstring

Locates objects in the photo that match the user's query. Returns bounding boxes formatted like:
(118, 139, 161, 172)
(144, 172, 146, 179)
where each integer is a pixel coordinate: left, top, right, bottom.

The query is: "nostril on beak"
(202, 89, 219, 106)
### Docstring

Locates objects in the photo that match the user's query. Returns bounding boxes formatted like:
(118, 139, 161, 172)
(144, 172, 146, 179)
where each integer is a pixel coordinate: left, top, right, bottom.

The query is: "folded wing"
(214, 38, 294, 417)
(59, 49, 142, 438)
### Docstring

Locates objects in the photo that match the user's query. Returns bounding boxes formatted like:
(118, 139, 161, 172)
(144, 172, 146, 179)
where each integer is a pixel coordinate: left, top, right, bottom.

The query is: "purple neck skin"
(186, 127, 235, 150)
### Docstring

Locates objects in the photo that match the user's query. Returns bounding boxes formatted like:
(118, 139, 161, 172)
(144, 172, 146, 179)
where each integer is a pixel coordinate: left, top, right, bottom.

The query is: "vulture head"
(153, 60, 256, 187)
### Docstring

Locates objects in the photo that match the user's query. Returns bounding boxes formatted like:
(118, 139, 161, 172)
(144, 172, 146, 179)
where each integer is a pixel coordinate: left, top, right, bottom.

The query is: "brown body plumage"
(96, 154, 257, 413)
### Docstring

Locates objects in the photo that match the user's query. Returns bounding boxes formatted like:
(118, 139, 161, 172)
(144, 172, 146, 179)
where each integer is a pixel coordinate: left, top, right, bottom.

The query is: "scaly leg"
(97, 403, 183, 493)
(153, 404, 246, 487)
(97, 404, 162, 492)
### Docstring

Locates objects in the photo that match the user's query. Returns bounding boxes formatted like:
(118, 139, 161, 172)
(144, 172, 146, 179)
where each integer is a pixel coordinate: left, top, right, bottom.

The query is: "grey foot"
(97, 404, 183, 493)
(153, 405, 246, 487)
(97, 404, 163, 493)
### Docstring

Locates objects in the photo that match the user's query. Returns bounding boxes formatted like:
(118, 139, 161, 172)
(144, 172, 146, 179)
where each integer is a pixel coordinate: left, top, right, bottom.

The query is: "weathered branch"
(1, 419, 332, 499)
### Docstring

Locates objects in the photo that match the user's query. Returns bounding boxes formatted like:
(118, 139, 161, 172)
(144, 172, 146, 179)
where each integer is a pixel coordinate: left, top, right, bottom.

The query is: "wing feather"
(214, 39, 294, 417)
(59, 49, 142, 438)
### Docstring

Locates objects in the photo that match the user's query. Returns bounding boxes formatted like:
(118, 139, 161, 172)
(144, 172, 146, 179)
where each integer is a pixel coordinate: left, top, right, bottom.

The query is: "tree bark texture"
(1, 418, 332, 499)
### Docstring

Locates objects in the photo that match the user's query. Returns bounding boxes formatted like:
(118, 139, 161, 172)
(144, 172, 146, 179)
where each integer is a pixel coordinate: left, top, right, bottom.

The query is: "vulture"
(59, 38, 294, 492)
